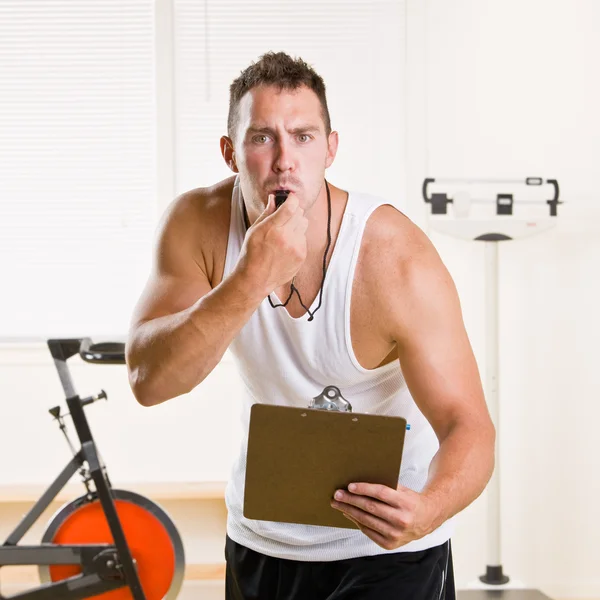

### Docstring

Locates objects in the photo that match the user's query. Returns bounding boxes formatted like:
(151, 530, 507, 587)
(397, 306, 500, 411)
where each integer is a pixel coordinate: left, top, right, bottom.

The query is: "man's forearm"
(127, 270, 264, 406)
(420, 418, 496, 532)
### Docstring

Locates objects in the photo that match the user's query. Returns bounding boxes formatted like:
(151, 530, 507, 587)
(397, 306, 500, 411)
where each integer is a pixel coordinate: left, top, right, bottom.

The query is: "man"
(126, 51, 495, 599)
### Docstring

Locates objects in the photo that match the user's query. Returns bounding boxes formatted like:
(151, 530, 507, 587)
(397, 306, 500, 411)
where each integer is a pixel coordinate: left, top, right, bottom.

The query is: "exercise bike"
(0, 338, 185, 599)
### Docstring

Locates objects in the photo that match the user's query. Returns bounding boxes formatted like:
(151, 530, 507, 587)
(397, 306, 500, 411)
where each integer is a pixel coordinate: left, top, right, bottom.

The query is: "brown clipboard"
(243, 403, 407, 529)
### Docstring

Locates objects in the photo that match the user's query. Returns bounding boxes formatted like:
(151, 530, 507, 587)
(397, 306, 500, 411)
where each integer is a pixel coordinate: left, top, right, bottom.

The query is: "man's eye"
(298, 134, 311, 143)
(254, 135, 270, 143)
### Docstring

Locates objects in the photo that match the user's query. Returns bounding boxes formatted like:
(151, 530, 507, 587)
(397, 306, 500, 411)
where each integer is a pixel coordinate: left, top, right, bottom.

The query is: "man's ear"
(325, 130, 339, 169)
(220, 136, 239, 173)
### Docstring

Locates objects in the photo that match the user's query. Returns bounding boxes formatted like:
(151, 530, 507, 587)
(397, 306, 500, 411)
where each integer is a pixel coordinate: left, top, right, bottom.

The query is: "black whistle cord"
(242, 180, 332, 322)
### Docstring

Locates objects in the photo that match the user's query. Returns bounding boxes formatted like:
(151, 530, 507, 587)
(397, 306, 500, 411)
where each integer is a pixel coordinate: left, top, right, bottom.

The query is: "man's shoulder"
(362, 203, 434, 270)
(159, 176, 235, 248)
(156, 175, 236, 284)
(361, 202, 451, 301)
(166, 175, 236, 223)
(358, 201, 455, 342)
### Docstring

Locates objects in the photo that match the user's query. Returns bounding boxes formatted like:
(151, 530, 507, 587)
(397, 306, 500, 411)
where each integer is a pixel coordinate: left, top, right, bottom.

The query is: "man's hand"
(330, 482, 437, 550)
(236, 193, 309, 297)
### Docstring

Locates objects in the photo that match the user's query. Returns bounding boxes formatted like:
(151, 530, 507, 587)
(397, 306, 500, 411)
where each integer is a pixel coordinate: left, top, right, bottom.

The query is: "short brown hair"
(227, 51, 332, 143)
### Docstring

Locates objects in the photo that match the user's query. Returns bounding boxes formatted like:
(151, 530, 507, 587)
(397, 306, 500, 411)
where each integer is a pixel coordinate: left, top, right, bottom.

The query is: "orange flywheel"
(39, 489, 185, 599)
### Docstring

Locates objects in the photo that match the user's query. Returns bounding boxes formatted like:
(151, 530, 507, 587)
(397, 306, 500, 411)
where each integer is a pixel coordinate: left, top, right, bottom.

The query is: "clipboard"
(243, 386, 407, 529)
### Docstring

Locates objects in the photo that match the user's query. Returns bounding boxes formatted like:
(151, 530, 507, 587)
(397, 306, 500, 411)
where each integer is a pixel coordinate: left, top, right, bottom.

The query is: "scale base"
(480, 565, 510, 585)
(459, 590, 552, 599)
(465, 579, 527, 590)
(461, 570, 552, 599)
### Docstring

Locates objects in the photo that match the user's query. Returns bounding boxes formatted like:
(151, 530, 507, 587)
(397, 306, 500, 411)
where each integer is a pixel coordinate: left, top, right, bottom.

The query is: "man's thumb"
(256, 194, 275, 223)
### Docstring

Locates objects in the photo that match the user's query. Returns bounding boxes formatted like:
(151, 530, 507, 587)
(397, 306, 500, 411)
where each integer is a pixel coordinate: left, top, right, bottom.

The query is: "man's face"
(229, 84, 337, 212)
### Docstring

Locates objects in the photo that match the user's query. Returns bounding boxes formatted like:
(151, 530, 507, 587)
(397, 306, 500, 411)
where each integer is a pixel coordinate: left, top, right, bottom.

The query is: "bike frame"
(0, 339, 146, 600)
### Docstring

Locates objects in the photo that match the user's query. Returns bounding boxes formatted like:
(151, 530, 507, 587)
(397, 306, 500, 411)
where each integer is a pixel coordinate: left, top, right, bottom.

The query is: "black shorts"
(225, 534, 455, 600)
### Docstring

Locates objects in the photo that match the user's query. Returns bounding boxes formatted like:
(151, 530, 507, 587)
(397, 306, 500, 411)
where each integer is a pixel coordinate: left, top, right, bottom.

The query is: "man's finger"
(342, 483, 403, 508)
(343, 513, 396, 550)
(253, 194, 276, 225)
(332, 494, 397, 525)
(269, 194, 301, 227)
(336, 503, 394, 538)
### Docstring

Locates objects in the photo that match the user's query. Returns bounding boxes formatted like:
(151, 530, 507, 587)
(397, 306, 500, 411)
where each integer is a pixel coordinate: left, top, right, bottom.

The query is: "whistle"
(275, 190, 290, 208)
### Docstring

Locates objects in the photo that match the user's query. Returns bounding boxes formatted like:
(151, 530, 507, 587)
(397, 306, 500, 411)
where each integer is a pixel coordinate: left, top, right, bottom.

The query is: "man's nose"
(273, 139, 295, 172)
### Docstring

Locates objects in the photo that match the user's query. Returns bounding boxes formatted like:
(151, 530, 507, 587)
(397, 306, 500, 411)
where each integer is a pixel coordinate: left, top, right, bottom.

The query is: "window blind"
(0, 0, 156, 340)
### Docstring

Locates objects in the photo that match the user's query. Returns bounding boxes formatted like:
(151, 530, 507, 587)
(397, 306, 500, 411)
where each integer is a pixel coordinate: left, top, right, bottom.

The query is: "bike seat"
(80, 339, 126, 365)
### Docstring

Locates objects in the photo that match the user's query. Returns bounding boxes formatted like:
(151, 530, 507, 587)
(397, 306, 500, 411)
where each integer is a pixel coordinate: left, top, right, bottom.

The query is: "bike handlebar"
(79, 339, 126, 365)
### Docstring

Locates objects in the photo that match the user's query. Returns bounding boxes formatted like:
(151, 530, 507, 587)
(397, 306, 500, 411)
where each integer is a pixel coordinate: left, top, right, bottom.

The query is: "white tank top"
(223, 176, 456, 561)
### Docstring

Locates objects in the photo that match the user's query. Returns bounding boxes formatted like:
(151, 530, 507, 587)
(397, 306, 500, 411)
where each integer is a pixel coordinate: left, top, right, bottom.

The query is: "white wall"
(1, 1, 599, 598)
(409, 1, 600, 597)
(0, 345, 243, 485)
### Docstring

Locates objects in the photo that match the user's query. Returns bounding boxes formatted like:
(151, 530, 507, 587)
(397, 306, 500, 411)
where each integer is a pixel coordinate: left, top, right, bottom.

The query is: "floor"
(1, 582, 584, 600)
(0, 579, 575, 600)
(176, 584, 559, 600)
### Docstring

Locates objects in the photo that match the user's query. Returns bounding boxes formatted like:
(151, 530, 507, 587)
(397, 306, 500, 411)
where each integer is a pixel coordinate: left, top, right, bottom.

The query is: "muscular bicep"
(391, 248, 489, 442)
(129, 193, 212, 328)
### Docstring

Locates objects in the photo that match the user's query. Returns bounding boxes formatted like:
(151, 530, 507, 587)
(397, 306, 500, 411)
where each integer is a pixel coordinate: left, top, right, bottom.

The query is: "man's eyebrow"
(246, 125, 321, 135)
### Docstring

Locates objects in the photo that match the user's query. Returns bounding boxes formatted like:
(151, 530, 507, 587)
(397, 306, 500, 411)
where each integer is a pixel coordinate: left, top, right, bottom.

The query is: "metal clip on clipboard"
(309, 386, 352, 412)
(309, 386, 411, 430)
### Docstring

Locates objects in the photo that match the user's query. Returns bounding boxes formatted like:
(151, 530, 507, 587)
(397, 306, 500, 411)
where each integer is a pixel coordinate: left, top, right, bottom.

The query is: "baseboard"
(0, 481, 227, 503)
